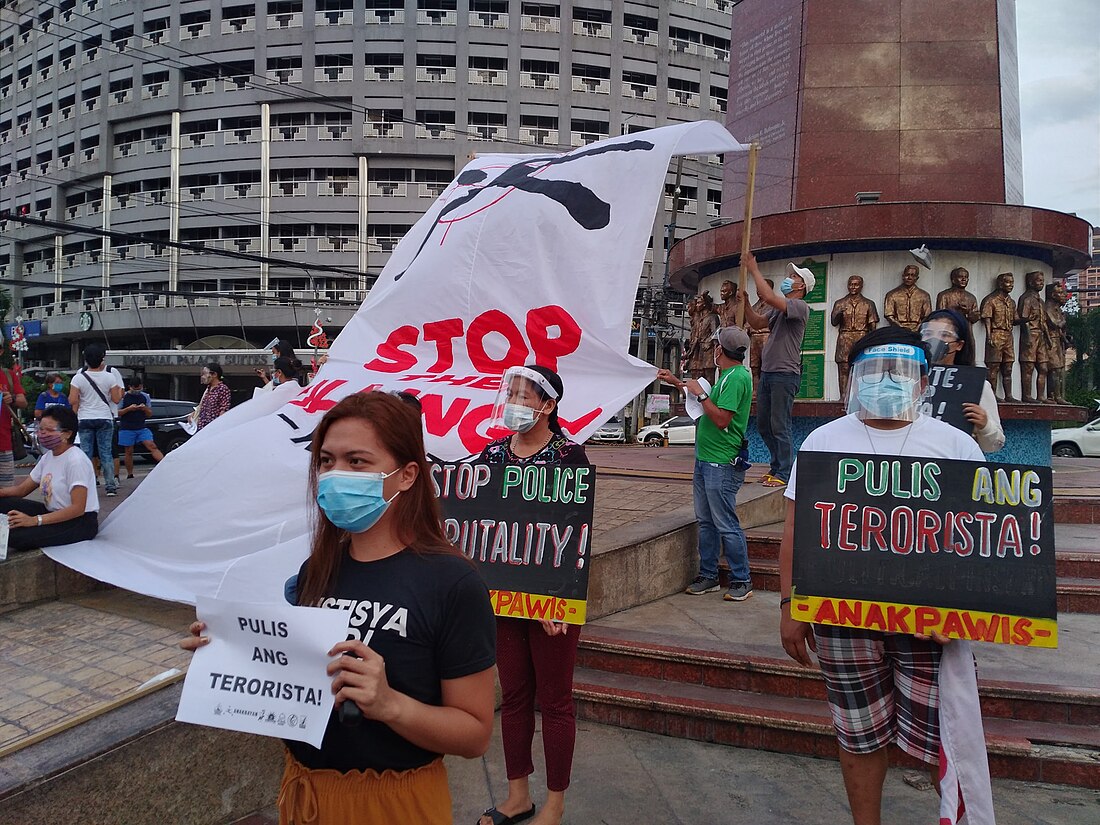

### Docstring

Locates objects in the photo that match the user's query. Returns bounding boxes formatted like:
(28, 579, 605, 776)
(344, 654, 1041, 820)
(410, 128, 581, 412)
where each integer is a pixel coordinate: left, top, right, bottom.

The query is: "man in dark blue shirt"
(118, 376, 163, 479)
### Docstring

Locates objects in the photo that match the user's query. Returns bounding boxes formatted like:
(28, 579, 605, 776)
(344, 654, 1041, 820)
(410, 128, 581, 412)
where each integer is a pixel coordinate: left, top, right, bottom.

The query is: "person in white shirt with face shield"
(777, 326, 991, 825)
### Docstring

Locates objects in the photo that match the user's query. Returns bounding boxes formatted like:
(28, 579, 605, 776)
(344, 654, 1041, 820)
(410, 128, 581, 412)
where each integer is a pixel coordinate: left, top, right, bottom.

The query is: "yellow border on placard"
(489, 590, 587, 625)
(790, 591, 1058, 648)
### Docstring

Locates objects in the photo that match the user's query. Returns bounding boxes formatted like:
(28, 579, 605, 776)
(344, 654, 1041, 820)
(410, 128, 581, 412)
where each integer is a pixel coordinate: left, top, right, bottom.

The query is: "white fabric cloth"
(46, 122, 750, 605)
(938, 641, 996, 825)
(973, 381, 1005, 454)
(786, 413, 994, 824)
(30, 445, 99, 513)
(70, 368, 124, 420)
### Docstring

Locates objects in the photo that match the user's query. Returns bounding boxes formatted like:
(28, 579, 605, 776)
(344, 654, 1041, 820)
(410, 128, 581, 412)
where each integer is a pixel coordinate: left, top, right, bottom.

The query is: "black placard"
(432, 462, 595, 624)
(920, 365, 986, 433)
(791, 452, 1057, 645)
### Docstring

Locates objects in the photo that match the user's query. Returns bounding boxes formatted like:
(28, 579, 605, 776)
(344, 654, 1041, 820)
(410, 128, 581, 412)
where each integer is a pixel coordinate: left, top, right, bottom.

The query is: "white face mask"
(503, 403, 540, 433)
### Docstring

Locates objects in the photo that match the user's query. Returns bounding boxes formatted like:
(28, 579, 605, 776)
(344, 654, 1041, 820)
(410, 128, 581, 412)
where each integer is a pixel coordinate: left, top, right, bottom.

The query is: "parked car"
(588, 418, 626, 443)
(1051, 418, 1100, 457)
(637, 415, 696, 446)
(24, 398, 194, 460)
(138, 398, 197, 457)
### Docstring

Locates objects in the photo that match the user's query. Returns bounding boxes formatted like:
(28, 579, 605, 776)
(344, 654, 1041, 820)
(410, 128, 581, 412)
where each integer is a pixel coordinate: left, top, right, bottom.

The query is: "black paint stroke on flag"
(396, 140, 655, 279)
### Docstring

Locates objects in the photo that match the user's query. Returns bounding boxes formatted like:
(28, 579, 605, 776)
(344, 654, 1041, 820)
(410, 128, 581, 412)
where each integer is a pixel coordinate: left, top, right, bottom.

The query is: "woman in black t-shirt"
(478, 365, 587, 825)
(184, 392, 496, 824)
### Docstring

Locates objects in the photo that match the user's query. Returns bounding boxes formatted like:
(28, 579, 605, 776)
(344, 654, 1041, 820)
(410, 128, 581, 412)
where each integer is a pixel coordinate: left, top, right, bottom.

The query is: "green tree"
(1065, 310, 1100, 399)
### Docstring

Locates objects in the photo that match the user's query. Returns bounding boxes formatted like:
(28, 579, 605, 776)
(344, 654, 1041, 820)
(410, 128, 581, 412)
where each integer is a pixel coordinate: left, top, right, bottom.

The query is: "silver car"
(588, 418, 626, 443)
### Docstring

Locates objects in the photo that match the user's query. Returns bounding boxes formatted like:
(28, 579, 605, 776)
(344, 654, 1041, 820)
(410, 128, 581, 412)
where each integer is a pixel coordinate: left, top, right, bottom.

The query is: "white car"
(637, 415, 696, 446)
(1051, 419, 1100, 457)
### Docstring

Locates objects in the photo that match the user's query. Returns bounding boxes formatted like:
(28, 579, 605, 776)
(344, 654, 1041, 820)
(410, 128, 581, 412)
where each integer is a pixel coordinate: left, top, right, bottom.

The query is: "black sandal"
(477, 804, 536, 825)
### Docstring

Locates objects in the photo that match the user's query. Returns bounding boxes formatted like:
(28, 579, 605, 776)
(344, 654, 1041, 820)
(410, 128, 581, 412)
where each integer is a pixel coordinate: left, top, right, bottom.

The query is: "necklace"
(510, 431, 554, 460)
(861, 419, 914, 457)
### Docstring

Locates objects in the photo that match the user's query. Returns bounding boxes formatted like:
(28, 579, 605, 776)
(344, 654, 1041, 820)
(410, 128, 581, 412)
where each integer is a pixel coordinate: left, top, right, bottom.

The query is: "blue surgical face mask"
(503, 403, 541, 433)
(779, 277, 795, 296)
(856, 375, 918, 419)
(52, 382, 64, 393)
(316, 468, 400, 533)
(271, 375, 281, 386)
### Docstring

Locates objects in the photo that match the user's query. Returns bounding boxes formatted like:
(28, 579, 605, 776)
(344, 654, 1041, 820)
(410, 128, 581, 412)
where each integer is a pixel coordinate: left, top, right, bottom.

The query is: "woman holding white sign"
(919, 309, 1005, 453)
(184, 391, 497, 824)
(478, 365, 587, 825)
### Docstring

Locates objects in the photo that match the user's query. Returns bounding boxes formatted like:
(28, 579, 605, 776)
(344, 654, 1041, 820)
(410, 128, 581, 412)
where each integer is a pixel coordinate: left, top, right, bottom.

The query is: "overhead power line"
(2, 212, 365, 278)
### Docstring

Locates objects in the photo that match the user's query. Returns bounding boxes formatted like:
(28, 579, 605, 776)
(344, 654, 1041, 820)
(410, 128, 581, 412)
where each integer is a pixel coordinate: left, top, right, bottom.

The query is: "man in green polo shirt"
(657, 325, 755, 601)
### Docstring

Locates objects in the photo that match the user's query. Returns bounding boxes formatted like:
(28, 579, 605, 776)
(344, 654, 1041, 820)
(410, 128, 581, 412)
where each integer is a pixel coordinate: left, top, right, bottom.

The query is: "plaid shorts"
(812, 625, 941, 764)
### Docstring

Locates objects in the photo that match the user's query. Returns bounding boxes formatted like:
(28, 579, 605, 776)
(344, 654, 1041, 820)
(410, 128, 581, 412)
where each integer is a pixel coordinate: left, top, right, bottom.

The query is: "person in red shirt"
(0, 364, 28, 488)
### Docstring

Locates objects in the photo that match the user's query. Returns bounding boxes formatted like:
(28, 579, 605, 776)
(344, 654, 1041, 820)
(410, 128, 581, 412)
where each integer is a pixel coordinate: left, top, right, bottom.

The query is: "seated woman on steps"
(0, 406, 99, 551)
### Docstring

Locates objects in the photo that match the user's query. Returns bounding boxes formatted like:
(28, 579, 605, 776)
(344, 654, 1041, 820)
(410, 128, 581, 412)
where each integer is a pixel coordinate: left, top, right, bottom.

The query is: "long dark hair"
(296, 391, 458, 606)
(524, 364, 565, 435)
(923, 309, 976, 367)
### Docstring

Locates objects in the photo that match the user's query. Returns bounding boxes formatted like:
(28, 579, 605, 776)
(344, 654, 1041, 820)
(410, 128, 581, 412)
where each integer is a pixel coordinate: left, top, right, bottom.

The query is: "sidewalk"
(237, 704, 1100, 825)
(442, 715, 1099, 825)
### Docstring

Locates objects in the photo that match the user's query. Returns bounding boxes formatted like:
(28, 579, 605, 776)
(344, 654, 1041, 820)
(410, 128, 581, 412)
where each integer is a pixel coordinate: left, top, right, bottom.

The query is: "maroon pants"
(496, 616, 581, 792)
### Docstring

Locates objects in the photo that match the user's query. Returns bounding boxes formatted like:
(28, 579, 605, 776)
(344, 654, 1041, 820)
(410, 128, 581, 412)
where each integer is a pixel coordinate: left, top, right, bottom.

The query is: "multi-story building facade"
(1073, 227, 1100, 313)
(0, 0, 732, 367)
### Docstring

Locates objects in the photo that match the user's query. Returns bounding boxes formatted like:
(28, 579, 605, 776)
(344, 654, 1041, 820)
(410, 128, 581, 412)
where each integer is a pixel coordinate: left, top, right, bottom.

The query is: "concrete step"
(0, 549, 110, 615)
(573, 667, 1100, 789)
(0, 682, 282, 823)
(576, 627, 1100, 727)
(1053, 497, 1100, 525)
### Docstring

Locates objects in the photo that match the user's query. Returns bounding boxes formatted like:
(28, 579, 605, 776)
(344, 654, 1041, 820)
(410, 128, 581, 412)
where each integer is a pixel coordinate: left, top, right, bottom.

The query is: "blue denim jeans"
(79, 418, 117, 492)
(757, 371, 801, 482)
(693, 460, 749, 583)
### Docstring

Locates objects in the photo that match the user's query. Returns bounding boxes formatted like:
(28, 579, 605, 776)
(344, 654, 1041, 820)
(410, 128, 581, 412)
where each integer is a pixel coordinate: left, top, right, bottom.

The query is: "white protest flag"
(46, 122, 748, 604)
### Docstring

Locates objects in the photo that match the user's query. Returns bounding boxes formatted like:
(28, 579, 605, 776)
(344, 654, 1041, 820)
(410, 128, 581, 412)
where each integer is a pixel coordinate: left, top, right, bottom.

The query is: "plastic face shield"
(845, 344, 927, 422)
(489, 366, 559, 432)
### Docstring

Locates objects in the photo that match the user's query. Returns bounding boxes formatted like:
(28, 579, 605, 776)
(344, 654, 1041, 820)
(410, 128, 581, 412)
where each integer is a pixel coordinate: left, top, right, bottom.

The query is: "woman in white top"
(919, 309, 1005, 454)
(0, 406, 99, 551)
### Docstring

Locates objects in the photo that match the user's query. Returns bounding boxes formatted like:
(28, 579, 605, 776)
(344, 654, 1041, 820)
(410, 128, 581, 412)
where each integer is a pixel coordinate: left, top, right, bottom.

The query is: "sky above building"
(1017, 0, 1100, 226)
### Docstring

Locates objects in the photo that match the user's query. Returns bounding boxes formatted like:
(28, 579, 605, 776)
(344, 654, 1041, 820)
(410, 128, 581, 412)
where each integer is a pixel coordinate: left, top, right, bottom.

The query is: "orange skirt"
(277, 749, 452, 825)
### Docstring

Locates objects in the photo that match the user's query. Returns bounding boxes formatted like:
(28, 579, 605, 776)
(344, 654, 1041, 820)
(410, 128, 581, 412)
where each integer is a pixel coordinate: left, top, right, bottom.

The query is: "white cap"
(786, 262, 816, 296)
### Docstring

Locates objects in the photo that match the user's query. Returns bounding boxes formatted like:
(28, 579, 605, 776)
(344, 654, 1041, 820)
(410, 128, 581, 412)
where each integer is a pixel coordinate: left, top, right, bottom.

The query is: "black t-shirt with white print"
(285, 547, 496, 773)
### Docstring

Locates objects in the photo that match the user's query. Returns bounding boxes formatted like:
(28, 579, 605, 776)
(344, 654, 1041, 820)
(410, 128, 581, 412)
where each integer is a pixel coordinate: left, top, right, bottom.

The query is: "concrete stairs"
(574, 623, 1100, 790)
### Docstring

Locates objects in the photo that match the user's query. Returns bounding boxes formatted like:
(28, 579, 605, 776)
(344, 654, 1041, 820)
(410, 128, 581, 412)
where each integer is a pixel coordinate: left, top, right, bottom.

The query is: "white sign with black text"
(176, 596, 349, 748)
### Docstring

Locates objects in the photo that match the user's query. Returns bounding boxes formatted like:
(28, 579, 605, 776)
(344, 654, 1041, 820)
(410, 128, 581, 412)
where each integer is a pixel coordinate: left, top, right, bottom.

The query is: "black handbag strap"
(80, 367, 116, 414)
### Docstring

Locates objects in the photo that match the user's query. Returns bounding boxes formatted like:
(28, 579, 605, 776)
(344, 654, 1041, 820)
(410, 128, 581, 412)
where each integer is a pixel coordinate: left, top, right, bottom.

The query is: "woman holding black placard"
(919, 309, 1005, 453)
(477, 365, 587, 825)
(183, 392, 497, 824)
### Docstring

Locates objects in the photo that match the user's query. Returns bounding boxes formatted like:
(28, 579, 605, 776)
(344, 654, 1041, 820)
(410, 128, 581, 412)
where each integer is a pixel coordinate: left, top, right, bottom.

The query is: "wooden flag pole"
(735, 142, 760, 328)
